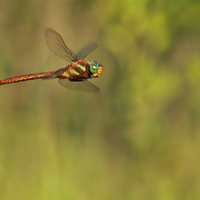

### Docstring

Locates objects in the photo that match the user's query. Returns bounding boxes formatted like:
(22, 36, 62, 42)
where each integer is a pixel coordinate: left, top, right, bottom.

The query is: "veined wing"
(45, 28, 77, 62)
(76, 42, 98, 60)
(42, 68, 67, 79)
(58, 79, 100, 93)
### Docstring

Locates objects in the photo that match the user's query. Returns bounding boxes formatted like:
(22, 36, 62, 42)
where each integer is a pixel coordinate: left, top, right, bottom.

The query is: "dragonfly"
(0, 28, 103, 92)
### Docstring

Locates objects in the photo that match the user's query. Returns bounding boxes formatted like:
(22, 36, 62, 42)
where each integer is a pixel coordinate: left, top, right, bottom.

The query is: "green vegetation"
(1, 0, 200, 199)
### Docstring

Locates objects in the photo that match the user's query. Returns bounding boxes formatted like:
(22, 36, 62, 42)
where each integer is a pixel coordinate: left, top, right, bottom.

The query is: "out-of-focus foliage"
(1, 0, 200, 199)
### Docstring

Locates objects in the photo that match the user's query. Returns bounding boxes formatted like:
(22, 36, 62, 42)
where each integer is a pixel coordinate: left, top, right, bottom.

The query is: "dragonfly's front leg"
(69, 77, 87, 81)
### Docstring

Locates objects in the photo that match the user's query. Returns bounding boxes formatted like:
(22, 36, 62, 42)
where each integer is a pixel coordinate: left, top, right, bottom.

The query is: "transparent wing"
(58, 79, 100, 93)
(45, 28, 77, 62)
(76, 42, 98, 60)
(42, 68, 67, 80)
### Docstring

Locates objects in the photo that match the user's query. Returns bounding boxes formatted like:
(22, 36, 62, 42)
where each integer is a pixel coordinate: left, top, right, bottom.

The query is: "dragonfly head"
(89, 61, 103, 78)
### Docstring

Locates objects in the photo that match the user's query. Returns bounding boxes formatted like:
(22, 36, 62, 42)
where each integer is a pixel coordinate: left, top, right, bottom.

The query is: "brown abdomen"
(0, 71, 56, 86)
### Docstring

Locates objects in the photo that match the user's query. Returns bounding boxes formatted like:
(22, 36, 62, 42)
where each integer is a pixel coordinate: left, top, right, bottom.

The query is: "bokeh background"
(1, 0, 200, 199)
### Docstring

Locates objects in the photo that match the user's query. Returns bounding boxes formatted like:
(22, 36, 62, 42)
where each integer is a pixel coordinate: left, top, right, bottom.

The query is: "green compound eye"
(90, 61, 99, 74)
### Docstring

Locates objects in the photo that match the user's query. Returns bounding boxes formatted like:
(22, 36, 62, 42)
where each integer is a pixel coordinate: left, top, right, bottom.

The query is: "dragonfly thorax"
(89, 61, 103, 78)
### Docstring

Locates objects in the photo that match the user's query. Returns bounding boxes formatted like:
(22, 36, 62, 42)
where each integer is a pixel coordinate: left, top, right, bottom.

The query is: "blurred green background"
(1, 0, 200, 199)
